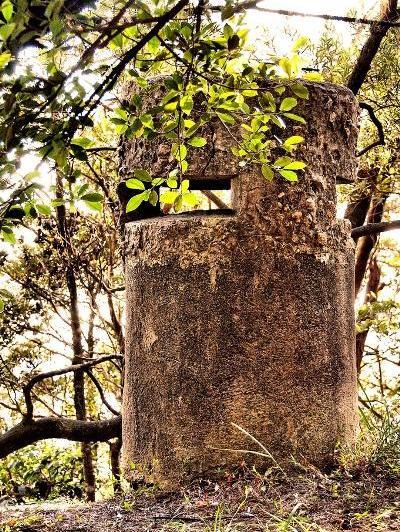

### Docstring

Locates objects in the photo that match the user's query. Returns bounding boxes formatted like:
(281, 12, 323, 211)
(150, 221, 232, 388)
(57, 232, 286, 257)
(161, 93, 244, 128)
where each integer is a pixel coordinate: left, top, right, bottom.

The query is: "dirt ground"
(1, 468, 400, 531)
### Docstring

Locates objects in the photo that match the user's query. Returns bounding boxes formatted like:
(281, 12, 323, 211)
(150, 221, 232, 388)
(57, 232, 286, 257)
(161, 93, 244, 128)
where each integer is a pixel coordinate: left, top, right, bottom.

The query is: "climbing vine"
(111, 26, 317, 213)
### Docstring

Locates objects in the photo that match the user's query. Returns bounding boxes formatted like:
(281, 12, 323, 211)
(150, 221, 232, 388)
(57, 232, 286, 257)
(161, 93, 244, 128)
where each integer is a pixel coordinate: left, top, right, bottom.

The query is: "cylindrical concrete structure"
(121, 82, 360, 487)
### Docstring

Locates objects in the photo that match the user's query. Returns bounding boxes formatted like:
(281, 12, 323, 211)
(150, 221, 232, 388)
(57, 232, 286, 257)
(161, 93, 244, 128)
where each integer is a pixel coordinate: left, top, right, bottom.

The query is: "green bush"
(0, 441, 83, 501)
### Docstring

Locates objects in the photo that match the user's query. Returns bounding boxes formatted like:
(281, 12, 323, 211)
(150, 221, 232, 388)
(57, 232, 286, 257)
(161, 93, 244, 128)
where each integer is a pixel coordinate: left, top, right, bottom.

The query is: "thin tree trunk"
(55, 174, 96, 502)
(347, 0, 398, 94)
(109, 438, 122, 495)
(81, 305, 97, 502)
(354, 197, 386, 296)
(356, 256, 381, 373)
(344, 0, 398, 315)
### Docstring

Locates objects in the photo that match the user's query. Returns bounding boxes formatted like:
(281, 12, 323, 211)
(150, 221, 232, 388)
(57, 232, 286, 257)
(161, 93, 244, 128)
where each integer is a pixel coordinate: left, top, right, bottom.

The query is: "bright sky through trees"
(246, 0, 380, 49)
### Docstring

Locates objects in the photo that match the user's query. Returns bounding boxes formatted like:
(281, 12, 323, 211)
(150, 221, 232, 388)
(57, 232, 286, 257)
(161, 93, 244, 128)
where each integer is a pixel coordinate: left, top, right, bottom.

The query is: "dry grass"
(3, 410, 400, 531)
(1, 465, 399, 532)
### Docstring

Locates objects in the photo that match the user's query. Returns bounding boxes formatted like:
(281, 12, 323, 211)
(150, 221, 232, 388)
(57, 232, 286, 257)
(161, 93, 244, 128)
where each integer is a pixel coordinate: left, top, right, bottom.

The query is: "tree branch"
(86, 370, 120, 416)
(346, 0, 399, 95)
(212, 2, 400, 28)
(23, 354, 122, 419)
(351, 220, 400, 239)
(81, 0, 190, 120)
(357, 102, 385, 156)
(0, 416, 121, 459)
(201, 190, 229, 210)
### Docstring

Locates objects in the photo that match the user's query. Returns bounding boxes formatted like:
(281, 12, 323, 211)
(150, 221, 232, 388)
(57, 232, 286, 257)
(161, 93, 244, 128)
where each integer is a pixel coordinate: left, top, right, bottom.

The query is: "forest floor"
(1, 466, 400, 532)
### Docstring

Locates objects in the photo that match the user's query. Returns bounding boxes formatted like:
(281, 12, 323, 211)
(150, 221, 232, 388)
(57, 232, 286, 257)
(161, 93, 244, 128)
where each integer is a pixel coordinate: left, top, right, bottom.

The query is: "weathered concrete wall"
(120, 82, 360, 487)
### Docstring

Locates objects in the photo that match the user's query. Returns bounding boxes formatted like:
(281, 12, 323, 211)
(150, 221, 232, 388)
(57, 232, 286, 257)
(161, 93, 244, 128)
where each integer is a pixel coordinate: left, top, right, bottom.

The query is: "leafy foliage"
(0, 442, 83, 500)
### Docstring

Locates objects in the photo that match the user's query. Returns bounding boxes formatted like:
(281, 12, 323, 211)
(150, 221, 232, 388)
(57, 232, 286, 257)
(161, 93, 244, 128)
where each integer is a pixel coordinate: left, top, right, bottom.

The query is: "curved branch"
(357, 102, 385, 156)
(217, 3, 400, 28)
(86, 370, 120, 416)
(23, 354, 122, 419)
(351, 220, 400, 239)
(0, 416, 121, 458)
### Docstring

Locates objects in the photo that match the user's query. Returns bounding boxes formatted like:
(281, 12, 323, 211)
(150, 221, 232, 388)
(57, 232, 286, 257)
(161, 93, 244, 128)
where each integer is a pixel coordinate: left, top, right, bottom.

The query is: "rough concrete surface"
(121, 80, 360, 487)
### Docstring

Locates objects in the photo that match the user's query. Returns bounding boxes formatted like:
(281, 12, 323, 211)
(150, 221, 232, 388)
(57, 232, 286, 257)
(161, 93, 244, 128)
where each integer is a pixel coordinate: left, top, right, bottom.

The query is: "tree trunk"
(356, 256, 381, 373)
(347, 0, 399, 95)
(55, 174, 96, 502)
(354, 197, 386, 297)
(110, 438, 122, 495)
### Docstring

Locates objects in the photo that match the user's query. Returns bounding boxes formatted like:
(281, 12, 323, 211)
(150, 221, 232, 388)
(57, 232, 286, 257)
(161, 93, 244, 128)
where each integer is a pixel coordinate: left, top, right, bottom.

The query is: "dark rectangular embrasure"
(188, 178, 232, 190)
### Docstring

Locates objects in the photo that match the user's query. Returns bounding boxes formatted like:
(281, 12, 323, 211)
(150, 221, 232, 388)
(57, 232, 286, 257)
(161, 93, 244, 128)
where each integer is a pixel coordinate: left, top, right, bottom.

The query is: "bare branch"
(23, 354, 122, 419)
(357, 102, 385, 156)
(346, 0, 399, 95)
(86, 370, 120, 416)
(0, 416, 121, 458)
(201, 190, 229, 210)
(351, 220, 400, 239)
(212, 2, 400, 28)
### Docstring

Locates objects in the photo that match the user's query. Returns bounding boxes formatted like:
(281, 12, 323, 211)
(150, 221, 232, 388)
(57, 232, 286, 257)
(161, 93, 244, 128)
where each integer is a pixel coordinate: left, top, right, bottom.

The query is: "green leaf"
(291, 83, 309, 99)
(283, 112, 306, 124)
(181, 179, 190, 193)
(280, 97, 297, 112)
(160, 190, 179, 204)
(110, 31, 124, 48)
(0, 51, 10, 69)
(173, 144, 187, 162)
(140, 114, 153, 128)
(284, 161, 306, 170)
(279, 170, 298, 182)
(71, 137, 93, 148)
(279, 57, 292, 78)
(49, 18, 63, 37)
(261, 164, 274, 181)
(216, 111, 235, 125)
(0, 22, 15, 40)
(274, 156, 292, 167)
(114, 108, 128, 121)
(77, 184, 89, 197)
(147, 36, 159, 54)
(84, 201, 102, 212)
(292, 36, 310, 52)
(134, 169, 152, 182)
(126, 178, 145, 190)
(223, 23, 233, 38)
(164, 100, 178, 112)
(188, 137, 207, 148)
(81, 192, 104, 202)
(167, 177, 178, 188)
(36, 204, 52, 216)
(174, 195, 183, 211)
(0, 299, 4, 313)
(180, 95, 194, 115)
(303, 71, 323, 82)
(274, 86, 286, 95)
(1, 227, 15, 243)
(270, 115, 286, 128)
(152, 177, 164, 186)
(1, 1, 13, 22)
(149, 190, 158, 206)
(284, 135, 304, 147)
(221, 4, 234, 20)
(126, 192, 146, 212)
(183, 192, 198, 207)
